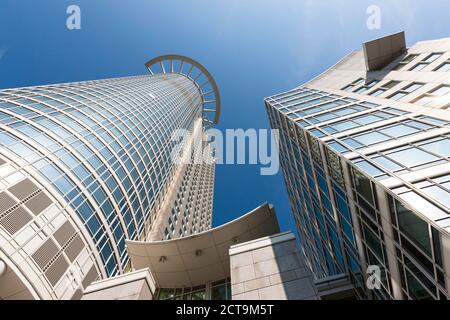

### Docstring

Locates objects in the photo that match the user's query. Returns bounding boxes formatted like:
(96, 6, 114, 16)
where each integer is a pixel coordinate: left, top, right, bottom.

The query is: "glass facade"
(265, 36, 450, 300)
(266, 92, 357, 282)
(0, 73, 204, 277)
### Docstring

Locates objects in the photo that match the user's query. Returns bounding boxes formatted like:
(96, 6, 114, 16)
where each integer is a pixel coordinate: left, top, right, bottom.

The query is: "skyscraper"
(0, 55, 220, 299)
(265, 32, 450, 300)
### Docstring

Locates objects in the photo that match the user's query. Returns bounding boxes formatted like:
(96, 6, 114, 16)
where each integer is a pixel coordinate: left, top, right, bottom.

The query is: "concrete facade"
(82, 268, 155, 300)
(230, 232, 319, 300)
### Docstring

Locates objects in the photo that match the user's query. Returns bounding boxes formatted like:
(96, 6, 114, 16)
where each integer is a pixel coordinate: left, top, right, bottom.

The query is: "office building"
(0, 55, 220, 299)
(265, 32, 450, 300)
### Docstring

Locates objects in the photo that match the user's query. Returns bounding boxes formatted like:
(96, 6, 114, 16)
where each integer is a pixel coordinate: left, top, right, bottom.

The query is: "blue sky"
(1, 0, 449, 233)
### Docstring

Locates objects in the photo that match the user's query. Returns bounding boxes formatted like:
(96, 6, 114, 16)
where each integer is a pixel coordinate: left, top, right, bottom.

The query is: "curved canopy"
(126, 203, 279, 288)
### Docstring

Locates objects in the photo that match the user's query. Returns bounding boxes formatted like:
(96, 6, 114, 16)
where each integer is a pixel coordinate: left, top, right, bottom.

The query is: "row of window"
(324, 138, 449, 300)
(268, 102, 359, 282)
(267, 89, 450, 299)
(342, 63, 450, 107)
(348, 161, 448, 300)
(393, 52, 450, 72)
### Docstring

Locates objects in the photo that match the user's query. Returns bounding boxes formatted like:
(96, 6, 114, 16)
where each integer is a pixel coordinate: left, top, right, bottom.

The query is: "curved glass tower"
(0, 55, 220, 299)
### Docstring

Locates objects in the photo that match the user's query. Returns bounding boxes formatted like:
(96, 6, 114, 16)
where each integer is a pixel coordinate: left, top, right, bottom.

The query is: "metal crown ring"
(145, 54, 221, 127)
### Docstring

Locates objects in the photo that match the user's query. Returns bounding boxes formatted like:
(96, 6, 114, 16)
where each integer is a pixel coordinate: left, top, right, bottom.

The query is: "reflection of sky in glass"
(422, 185, 450, 208)
(421, 139, 450, 157)
(354, 131, 389, 145)
(380, 124, 419, 137)
(399, 192, 447, 221)
(353, 159, 384, 177)
(371, 156, 402, 171)
(388, 147, 440, 167)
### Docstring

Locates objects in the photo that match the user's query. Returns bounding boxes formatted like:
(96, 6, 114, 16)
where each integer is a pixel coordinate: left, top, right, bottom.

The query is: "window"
(388, 147, 440, 168)
(191, 288, 206, 300)
(384, 80, 402, 89)
(388, 82, 424, 101)
(275, 89, 316, 104)
(304, 103, 369, 125)
(434, 60, 450, 72)
(393, 54, 419, 70)
(389, 194, 445, 296)
(321, 109, 398, 135)
(342, 78, 365, 91)
(284, 96, 332, 114)
(395, 200, 432, 256)
(357, 112, 388, 124)
(352, 158, 386, 179)
(328, 141, 349, 153)
(389, 92, 407, 101)
(310, 128, 325, 138)
(371, 155, 402, 171)
(419, 137, 450, 157)
(371, 146, 440, 173)
(369, 135, 450, 174)
(410, 63, 428, 71)
(409, 53, 443, 71)
(369, 80, 401, 97)
(418, 116, 449, 126)
(354, 86, 368, 94)
(414, 85, 450, 107)
(353, 131, 390, 146)
(155, 281, 231, 300)
(342, 84, 353, 91)
(404, 269, 435, 300)
(424, 53, 443, 63)
(353, 79, 380, 94)
(415, 174, 450, 210)
(422, 185, 450, 209)
(211, 280, 232, 300)
(370, 89, 385, 97)
(404, 83, 424, 93)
